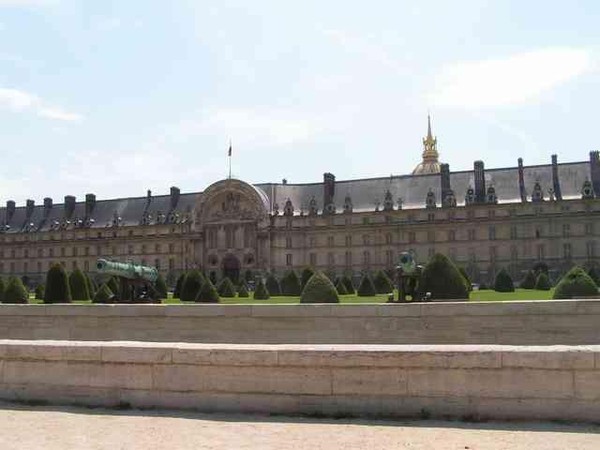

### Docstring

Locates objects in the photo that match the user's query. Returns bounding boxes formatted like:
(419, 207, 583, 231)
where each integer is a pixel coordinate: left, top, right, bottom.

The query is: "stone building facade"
(1, 119, 599, 285)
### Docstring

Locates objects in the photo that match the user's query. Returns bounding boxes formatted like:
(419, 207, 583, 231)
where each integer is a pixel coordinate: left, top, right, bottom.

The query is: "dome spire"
(412, 115, 441, 175)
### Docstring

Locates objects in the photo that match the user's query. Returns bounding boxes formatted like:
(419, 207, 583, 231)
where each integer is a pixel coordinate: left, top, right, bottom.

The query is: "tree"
(155, 273, 168, 299)
(180, 270, 204, 302)
(253, 278, 270, 300)
(335, 278, 348, 295)
(196, 278, 220, 303)
(107, 277, 120, 298)
(494, 268, 515, 293)
(34, 284, 45, 300)
(373, 270, 394, 294)
(301, 271, 340, 303)
(173, 272, 186, 299)
(266, 273, 281, 296)
(0, 277, 5, 302)
(587, 267, 600, 286)
(535, 272, 552, 291)
(217, 277, 236, 297)
(300, 267, 315, 290)
(458, 267, 472, 291)
(357, 274, 377, 297)
(69, 269, 91, 301)
(281, 270, 302, 296)
(44, 263, 72, 303)
(238, 283, 249, 298)
(520, 270, 537, 289)
(553, 266, 598, 299)
(3, 276, 29, 303)
(85, 273, 96, 298)
(93, 283, 114, 303)
(418, 253, 469, 300)
(342, 275, 355, 294)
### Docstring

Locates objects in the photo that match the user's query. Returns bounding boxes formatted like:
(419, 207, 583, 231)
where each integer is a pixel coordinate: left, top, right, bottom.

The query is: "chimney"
(518, 158, 527, 202)
(64, 195, 76, 218)
(474, 161, 486, 203)
(440, 163, 451, 206)
(589, 151, 600, 197)
(6, 200, 15, 222)
(170, 186, 180, 209)
(323, 172, 335, 207)
(551, 154, 562, 200)
(85, 193, 96, 216)
(147, 189, 152, 203)
(25, 199, 35, 218)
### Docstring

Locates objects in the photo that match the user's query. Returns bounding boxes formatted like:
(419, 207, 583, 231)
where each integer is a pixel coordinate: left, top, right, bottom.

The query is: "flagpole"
(228, 140, 232, 180)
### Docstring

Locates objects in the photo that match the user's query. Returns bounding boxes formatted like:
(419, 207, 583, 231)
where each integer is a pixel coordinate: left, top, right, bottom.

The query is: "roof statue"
(412, 115, 441, 175)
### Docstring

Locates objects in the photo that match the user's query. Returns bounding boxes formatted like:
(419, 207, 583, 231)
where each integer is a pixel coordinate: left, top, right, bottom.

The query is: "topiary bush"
(173, 272, 186, 299)
(373, 270, 394, 294)
(238, 283, 249, 298)
(494, 268, 515, 293)
(253, 278, 270, 300)
(300, 267, 315, 290)
(93, 283, 114, 303)
(342, 275, 355, 294)
(458, 267, 472, 291)
(86, 273, 97, 298)
(535, 272, 552, 291)
(587, 267, 600, 286)
(0, 277, 5, 302)
(3, 276, 29, 303)
(553, 266, 598, 299)
(418, 253, 469, 300)
(335, 278, 348, 295)
(300, 271, 339, 303)
(180, 270, 204, 302)
(196, 278, 220, 303)
(69, 268, 91, 301)
(217, 277, 236, 297)
(357, 274, 377, 297)
(44, 263, 72, 303)
(155, 273, 168, 299)
(520, 270, 537, 289)
(34, 284, 45, 300)
(266, 273, 281, 296)
(281, 270, 302, 296)
(107, 276, 120, 298)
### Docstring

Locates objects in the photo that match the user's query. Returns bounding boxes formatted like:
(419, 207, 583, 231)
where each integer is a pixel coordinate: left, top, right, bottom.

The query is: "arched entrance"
(222, 254, 241, 283)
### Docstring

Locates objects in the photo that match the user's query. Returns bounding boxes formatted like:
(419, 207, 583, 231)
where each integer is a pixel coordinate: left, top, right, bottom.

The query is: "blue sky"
(0, 0, 599, 203)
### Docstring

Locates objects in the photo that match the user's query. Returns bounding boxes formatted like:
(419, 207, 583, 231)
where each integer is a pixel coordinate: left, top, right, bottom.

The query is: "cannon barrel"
(96, 259, 159, 283)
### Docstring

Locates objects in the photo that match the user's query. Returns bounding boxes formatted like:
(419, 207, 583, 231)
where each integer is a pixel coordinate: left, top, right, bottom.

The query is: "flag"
(228, 143, 232, 157)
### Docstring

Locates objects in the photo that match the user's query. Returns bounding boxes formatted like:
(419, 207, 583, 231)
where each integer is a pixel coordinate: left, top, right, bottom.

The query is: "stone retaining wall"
(0, 300, 599, 344)
(0, 340, 599, 422)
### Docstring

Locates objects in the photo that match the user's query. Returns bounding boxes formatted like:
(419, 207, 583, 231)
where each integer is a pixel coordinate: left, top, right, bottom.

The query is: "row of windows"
(0, 257, 180, 274)
(0, 243, 185, 259)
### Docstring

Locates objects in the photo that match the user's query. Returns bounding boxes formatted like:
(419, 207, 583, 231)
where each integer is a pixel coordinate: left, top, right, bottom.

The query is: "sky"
(0, 0, 599, 204)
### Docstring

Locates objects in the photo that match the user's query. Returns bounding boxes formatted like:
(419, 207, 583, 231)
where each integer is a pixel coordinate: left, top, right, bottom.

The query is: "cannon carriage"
(96, 258, 160, 303)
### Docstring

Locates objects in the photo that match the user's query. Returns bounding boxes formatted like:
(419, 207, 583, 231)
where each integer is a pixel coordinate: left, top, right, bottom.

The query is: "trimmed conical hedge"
(281, 270, 302, 296)
(553, 266, 598, 299)
(85, 273, 96, 298)
(238, 283, 249, 298)
(155, 273, 168, 299)
(458, 267, 472, 291)
(69, 268, 91, 301)
(342, 275, 354, 294)
(418, 253, 469, 300)
(266, 274, 281, 296)
(494, 268, 515, 293)
(535, 272, 551, 291)
(44, 264, 72, 303)
(253, 278, 270, 300)
(520, 270, 537, 289)
(107, 276, 120, 298)
(34, 284, 45, 300)
(587, 267, 600, 286)
(3, 276, 29, 303)
(173, 272, 186, 299)
(217, 277, 236, 297)
(301, 271, 339, 303)
(373, 270, 394, 294)
(180, 270, 204, 302)
(300, 267, 315, 290)
(0, 277, 5, 302)
(196, 278, 220, 303)
(335, 278, 348, 295)
(93, 283, 114, 303)
(357, 274, 377, 296)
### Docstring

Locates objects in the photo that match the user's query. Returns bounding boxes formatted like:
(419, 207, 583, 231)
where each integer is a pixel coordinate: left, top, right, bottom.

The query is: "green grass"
(470, 288, 554, 301)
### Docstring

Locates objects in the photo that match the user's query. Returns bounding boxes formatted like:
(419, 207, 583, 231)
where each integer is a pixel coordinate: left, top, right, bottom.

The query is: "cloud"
(429, 48, 592, 109)
(0, 87, 82, 122)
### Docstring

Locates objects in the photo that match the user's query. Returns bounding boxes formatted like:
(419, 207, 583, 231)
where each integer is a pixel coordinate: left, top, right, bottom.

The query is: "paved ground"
(0, 404, 598, 450)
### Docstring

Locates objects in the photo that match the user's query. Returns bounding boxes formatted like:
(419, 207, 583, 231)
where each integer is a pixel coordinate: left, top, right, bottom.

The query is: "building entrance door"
(222, 254, 241, 283)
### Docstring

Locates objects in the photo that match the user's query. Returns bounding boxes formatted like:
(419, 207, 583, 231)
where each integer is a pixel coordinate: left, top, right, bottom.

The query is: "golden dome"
(412, 115, 441, 175)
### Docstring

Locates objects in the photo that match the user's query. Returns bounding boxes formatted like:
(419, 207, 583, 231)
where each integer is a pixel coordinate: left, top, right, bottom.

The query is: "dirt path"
(0, 404, 598, 450)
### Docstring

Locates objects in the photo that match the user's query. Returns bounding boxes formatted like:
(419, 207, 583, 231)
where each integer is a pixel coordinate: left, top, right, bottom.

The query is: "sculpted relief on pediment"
(204, 191, 258, 221)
